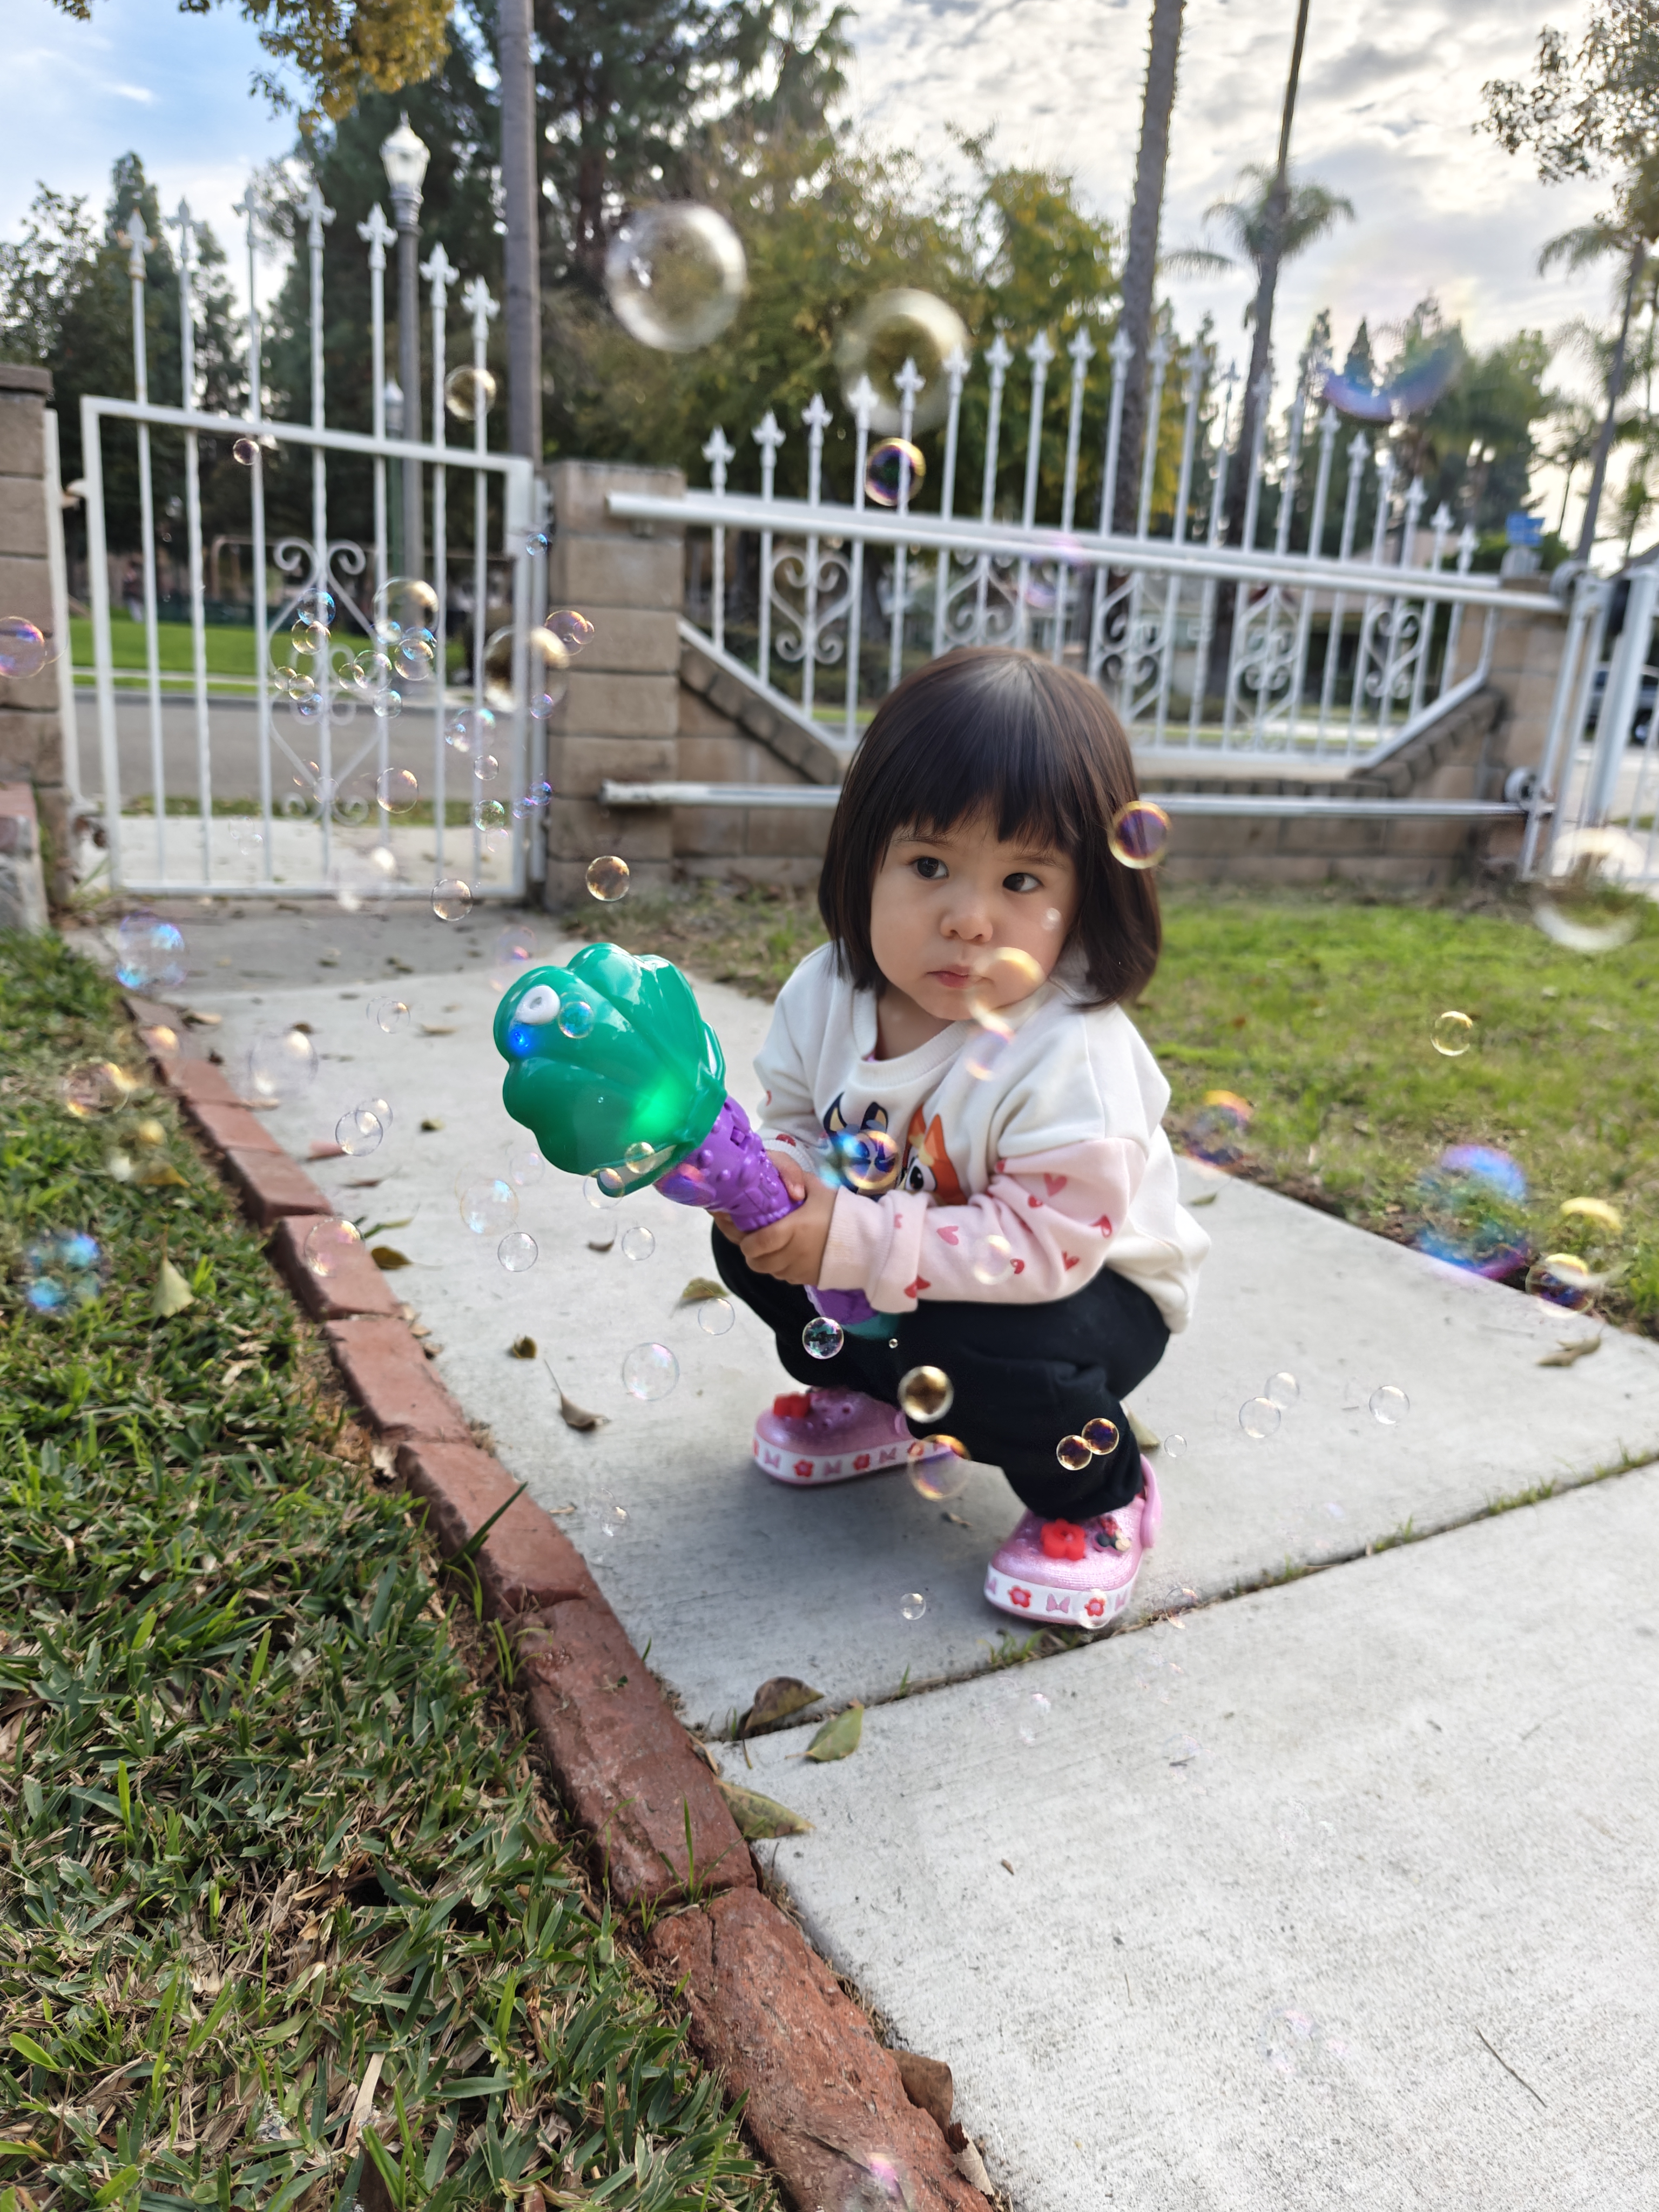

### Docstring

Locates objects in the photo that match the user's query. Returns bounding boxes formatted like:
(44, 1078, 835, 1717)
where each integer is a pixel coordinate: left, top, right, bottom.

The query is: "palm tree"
(1537, 200, 1659, 558)
(1113, 0, 1186, 535)
(1538, 391, 1603, 536)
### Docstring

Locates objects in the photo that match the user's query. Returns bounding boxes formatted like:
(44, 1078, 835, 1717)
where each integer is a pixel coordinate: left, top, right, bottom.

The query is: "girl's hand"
(737, 1151, 838, 1284)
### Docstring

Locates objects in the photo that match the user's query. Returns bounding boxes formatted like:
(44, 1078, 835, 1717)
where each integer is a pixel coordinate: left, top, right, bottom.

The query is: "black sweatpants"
(713, 1228, 1169, 1521)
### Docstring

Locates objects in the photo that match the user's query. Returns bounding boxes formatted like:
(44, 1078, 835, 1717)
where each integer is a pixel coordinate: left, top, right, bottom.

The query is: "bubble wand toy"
(494, 943, 876, 1327)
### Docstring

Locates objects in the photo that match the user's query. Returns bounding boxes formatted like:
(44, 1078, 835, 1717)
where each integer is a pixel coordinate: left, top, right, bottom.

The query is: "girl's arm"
(815, 1138, 1148, 1308)
(750, 982, 826, 1158)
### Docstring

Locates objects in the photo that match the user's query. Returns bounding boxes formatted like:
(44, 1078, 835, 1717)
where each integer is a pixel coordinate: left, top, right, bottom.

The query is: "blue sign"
(1506, 512, 1545, 547)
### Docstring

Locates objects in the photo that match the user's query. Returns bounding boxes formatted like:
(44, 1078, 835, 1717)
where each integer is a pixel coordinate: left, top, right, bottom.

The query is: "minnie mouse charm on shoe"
(983, 1456, 1162, 1627)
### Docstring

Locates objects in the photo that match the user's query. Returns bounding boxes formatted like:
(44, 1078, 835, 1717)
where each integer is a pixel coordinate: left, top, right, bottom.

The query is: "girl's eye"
(1004, 871, 1042, 893)
(913, 856, 948, 881)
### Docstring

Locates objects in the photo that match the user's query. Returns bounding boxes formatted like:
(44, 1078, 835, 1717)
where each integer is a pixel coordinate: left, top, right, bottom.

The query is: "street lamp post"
(380, 112, 430, 579)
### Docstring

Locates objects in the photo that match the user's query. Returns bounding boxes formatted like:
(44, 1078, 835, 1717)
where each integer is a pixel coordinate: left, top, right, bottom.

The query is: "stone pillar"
(0, 363, 61, 918)
(541, 459, 684, 908)
(1447, 575, 1568, 775)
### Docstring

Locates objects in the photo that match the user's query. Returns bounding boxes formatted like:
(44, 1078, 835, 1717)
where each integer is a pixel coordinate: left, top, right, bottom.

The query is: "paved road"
(110, 913, 1659, 2209)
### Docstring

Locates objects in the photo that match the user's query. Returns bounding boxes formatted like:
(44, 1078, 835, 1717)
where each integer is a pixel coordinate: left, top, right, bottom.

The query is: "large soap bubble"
(604, 205, 747, 353)
(835, 289, 969, 435)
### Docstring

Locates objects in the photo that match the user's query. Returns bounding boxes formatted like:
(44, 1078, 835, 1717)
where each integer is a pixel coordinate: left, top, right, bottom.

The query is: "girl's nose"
(942, 897, 993, 942)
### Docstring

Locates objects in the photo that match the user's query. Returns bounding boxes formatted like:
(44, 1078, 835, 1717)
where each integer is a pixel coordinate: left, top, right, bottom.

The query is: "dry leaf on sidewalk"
(543, 1359, 607, 1431)
(678, 1276, 726, 1304)
(804, 1703, 862, 1763)
(1537, 1334, 1601, 1367)
(743, 1676, 824, 1736)
(370, 1246, 412, 1270)
(717, 1778, 813, 1839)
(509, 1336, 537, 1359)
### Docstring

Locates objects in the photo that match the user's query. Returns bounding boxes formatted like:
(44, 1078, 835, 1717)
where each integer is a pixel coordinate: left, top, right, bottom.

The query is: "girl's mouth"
(929, 967, 974, 989)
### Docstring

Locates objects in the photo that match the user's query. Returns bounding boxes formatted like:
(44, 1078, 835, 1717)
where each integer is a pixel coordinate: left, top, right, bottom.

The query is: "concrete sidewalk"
(93, 900, 1659, 2208)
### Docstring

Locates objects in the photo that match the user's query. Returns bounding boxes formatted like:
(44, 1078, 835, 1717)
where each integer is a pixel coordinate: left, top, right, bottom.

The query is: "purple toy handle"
(654, 1095, 876, 1326)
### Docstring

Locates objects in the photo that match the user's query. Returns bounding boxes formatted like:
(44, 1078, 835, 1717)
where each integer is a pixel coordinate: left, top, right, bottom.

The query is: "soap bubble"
(483, 624, 571, 712)
(1525, 1252, 1597, 1309)
(472, 752, 500, 786)
(623, 1341, 679, 1399)
(1431, 1010, 1475, 1057)
(374, 998, 410, 1034)
(246, 1027, 318, 1102)
(474, 799, 508, 835)
(545, 608, 596, 655)
(513, 779, 555, 817)
(363, 1094, 393, 1130)
(114, 910, 188, 991)
(586, 854, 631, 902)
(1532, 826, 1648, 953)
(302, 1218, 361, 1278)
(370, 688, 402, 721)
(583, 1174, 621, 1211)
(23, 1230, 103, 1313)
(835, 1127, 902, 1193)
(376, 766, 419, 814)
(352, 651, 393, 696)
(498, 1230, 538, 1272)
(1056, 1434, 1092, 1472)
(291, 616, 328, 656)
(1240, 1398, 1280, 1440)
(966, 946, 1044, 1016)
(697, 1295, 736, 1336)
(333, 843, 399, 913)
(908, 1438, 970, 1501)
(1016, 1689, 1051, 1746)
(898, 1364, 953, 1421)
(375, 577, 440, 641)
(1185, 1090, 1252, 1168)
(900, 1591, 927, 1622)
(964, 1014, 1013, 1081)
(335, 1105, 383, 1157)
(522, 530, 550, 558)
(460, 1178, 518, 1235)
(528, 693, 561, 723)
(1081, 1416, 1120, 1455)
(835, 289, 969, 435)
(431, 875, 473, 921)
(1416, 1144, 1528, 1279)
(393, 634, 435, 683)
(864, 439, 926, 509)
(1368, 1384, 1409, 1426)
(604, 204, 747, 353)
(1263, 1371, 1299, 1409)
(443, 364, 497, 420)
(621, 1224, 656, 1262)
(1322, 340, 1461, 423)
(1108, 799, 1171, 869)
(0, 616, 49, 680)
(446, 706, 495, 757)
(295, 587, 335, 625)
(232, 437, 258, 466)
(1164, 1433, 1186, 1459)
(802, 1314, 845, 1360)
(508, 1145, 545, 1188)
(557, 998, 595, 1040)
(61, 1060, 137, 1118)
(970, 1233, 1016, 1284)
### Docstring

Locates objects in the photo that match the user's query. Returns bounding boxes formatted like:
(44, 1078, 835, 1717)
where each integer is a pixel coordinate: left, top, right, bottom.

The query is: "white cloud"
(107, 83, 157, 104)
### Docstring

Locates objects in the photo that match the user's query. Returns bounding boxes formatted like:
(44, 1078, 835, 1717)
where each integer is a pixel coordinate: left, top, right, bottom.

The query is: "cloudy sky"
(2, 0, 1618, 523)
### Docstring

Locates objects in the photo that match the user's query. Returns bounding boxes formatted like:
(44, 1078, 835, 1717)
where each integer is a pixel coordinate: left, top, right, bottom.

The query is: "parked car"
(1583, 663, 1658, 743)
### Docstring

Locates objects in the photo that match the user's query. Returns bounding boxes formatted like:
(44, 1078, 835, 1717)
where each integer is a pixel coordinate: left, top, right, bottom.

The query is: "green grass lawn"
(562, 877, 1659, 1337)
(0, 932, 772, 2210)
(70, 619, 475, 692)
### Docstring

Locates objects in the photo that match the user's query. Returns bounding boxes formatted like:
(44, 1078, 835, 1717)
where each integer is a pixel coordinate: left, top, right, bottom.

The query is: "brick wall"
(0, 364, 62, 913)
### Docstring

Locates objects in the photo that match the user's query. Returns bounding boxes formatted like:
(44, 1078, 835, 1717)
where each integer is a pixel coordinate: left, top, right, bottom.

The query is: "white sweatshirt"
(752, 941, 1209, 1329)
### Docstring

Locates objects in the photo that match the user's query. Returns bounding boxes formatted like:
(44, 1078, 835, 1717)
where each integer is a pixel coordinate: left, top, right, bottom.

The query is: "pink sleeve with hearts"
(816, 1138, 1148, 1310)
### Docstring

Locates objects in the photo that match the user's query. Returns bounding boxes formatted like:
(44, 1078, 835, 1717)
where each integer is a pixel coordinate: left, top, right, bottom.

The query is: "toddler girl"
(712, 648, 1209, 1626)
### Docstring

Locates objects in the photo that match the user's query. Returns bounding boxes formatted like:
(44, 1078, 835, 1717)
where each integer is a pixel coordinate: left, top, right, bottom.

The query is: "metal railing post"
(703, 427, 735, 655)
(166, 198, 215, 882)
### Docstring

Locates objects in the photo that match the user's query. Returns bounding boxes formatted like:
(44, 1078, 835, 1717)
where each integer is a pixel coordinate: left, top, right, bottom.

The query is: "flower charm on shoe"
(1093, 1518, 1129, 1554)
(1041, 1519, 1088, 1562)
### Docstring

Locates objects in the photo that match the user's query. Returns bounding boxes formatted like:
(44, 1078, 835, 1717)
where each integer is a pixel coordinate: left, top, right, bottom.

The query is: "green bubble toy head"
(494, 941, 727, 1196)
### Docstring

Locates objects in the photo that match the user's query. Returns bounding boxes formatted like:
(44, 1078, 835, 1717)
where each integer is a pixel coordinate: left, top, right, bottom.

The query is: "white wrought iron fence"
(1523, 567, 1659, 888)
(76, 183, 545, 901)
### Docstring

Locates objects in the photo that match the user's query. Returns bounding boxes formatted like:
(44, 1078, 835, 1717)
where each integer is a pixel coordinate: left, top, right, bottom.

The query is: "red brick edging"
(126, 992, 991, 2212)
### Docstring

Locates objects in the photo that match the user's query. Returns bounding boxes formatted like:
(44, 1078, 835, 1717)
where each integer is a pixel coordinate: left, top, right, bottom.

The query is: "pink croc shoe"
(983, 1456, 1162, 1629)
(752, 1388, 912, 1486)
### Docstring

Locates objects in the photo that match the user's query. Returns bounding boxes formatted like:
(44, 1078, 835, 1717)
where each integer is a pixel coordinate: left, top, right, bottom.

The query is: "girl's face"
(868, 812, 1081, 1025)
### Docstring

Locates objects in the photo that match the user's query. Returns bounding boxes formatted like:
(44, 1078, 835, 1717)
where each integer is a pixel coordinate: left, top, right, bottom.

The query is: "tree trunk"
(498, 0, 543, 463)
(1223, 0, 1310, 551)
(1576, 243, 1645, 563)
(1112, 0, 1185, 536)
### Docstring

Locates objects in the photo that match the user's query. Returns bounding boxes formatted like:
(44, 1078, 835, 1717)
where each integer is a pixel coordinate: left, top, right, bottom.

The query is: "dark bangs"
(818, 648, 1161, 1008)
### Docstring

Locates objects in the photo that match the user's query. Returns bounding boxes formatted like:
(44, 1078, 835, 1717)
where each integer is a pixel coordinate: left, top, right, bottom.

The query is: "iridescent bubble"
(586, 854, 630, 902)
(1108, 799, 1171, 869)
(376, 767, 419, 814)
(835, 1127, 901, 1193)
(1163, 1433, 1186, 1459)
(393, 634, 435, 682)
(1056, 1434, 1092, 1472)
(498, 1229, 538, 1272)
(460, 1178, 518, 1236)
(512, 779, 555, 817)
(907, 1437, 970, 1501)
(375, 577, 440, 640)
(232, 437, 258, 466)
(291, 616, 328, 656)
(522, 530, 550, 558)
(1186, 1090, 1252, 1169)
(864, 439, 926, 508)
(584, 1174, 622, 1211)
(302, 1217, 362, 1278)
(446, 706, 495, 757)
(970, 1233, 1015, 1285)
(899, 1591, 927, 1622)
(697, 1294, 736, 1336)
(528, 693, 561, 723)
(1532, 826, 1648, 953)
(333, 844, 399, 914)
(623, 1341, 679, 1400)
(621, 1224, 656, 1262)
(1415, 1144, 1528, 1279)
(246, 1027, 319, 1103)
(835, 289, 970, 435)
(557, 997, 595, 1040)
(23, 1230, 103, 1314)
(508, 1144, 545, 1188)
(443, 363, 497, 420)
(114, 910, 187, 991)
(1016, 1689, 1052, 1746)
(374, 998, 410, 1034)
(964, 1015, 1013, 1081)
(1369, 1384, 1410, 1426)
(1525, 1252, 1597, 1309)
(802, 1314, 845, 1360)
(898, 1364, 953, 1421)
(1263, 1371, 1299, 1409)
(473, 752, 500, 785)
(1432, 1010, 1475, 1057)
(362, 1094, 393, 1131)
(335, 1105, 384, 1157)
(295, 587, 336, 626)
(474, 799, 508, 834)
(431, 875, 473, 922)
(1081, 1416, 1120, 1455)
(371, 688, 402, 721)
(603, 204, 747, 352)
(545, 609, 596, 655)
(1240, 1398, 1281, 1440)
(0, 615, 50, 679)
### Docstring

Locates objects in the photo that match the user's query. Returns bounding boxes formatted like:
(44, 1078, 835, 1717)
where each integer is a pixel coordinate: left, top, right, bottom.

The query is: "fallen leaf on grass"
(369, 1246, 412, 1271)
(134, 1161, 188, 1188)
(717, 1778, 814, 1839)
(804, 1703, 862, 1763)
(543, 1359, 607, 1431)
(678, 1276, 726, 1304)
(743, 1676, 825, 1736)
(154, 1258, 195, 1317)
(509, 1336, 537, 1359)
(1538, 1334, 1602, 1367)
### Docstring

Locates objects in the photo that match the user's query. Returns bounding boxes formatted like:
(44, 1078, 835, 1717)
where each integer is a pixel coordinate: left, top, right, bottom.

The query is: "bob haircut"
(818, 648, 1161, 1009)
